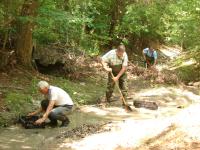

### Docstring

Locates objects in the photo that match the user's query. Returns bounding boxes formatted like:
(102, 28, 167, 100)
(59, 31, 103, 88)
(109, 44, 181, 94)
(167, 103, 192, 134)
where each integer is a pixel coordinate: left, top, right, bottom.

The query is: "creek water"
(0, 111, 107, 150)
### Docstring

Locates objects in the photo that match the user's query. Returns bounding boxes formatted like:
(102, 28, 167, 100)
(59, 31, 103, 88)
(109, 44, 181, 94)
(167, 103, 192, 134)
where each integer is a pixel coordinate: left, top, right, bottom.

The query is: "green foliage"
(0, 0, 199, 65)
(0, 73, 106, 126)
(0, 0, 199, 55)
(52, 76, 106, 105)
(34, 0, 95, 51)
(170, 50, 200, 83)
(0, 0, 23, 34)
(5, 93, 33, 113)
(33, 0, 116, 53)
(175, 66, 198, 83)
(120, 2, 164, 39)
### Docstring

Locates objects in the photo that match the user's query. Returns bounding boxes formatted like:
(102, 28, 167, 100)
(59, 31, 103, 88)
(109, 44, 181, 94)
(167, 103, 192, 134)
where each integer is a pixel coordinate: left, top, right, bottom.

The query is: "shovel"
(111, 72, 132, 112)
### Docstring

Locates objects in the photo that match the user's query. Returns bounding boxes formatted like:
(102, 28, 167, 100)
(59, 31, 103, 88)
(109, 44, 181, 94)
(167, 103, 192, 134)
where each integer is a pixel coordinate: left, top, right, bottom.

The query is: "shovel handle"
(110, 72, 127, 105)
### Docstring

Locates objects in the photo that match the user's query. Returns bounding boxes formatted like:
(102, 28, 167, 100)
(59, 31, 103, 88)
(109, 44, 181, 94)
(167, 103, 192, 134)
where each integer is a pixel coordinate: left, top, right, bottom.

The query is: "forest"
(0, 0, 199, 68)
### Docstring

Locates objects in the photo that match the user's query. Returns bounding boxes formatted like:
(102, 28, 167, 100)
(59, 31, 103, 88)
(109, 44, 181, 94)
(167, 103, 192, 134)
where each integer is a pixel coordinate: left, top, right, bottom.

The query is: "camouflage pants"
(106, 72, 128, 103)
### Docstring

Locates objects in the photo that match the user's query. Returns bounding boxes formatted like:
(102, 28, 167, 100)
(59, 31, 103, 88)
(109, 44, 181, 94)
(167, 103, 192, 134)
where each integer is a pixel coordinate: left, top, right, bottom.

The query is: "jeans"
(41, 100, 72, 123)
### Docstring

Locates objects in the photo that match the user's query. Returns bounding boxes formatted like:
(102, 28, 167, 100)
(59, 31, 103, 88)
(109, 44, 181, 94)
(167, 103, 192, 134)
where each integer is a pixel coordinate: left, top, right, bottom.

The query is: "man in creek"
(101, 44, 128, 106)
(143, 46, 158, 69)
(28, 81, 73, 127)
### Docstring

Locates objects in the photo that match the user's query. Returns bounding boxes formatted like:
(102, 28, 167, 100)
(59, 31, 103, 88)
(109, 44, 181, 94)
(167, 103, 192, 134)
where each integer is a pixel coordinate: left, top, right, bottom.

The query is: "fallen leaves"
(128, 63, 179, 84)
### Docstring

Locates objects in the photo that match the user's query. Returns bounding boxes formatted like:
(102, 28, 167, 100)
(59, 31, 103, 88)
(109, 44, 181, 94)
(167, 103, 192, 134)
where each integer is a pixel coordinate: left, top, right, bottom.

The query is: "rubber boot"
(46, 120, 58, 128)
(106, 92, 112, 103)
(60, 117, 70, 127)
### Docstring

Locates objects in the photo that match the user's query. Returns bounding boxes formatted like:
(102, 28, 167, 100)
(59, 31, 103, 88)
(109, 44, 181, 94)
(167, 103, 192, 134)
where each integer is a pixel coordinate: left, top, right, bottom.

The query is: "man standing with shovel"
(101, 45, 132, 111)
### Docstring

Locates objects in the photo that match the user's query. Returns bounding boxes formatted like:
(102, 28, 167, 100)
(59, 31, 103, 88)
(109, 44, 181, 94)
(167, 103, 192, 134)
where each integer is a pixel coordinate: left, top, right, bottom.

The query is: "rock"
(133, 100, 158, 110)
(193, 82, 200, 87)
(188, 82, 194, 86)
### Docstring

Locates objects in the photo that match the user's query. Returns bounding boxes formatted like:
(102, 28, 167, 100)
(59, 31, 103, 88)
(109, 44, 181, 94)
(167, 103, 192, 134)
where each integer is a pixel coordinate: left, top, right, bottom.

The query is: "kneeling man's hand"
(35, 117, 45, 125)
(27, 112, 35, 116)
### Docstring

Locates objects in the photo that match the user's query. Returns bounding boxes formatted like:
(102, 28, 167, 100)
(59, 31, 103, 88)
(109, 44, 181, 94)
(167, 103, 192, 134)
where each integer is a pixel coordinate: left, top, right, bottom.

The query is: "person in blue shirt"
(142, 46, 158, 68)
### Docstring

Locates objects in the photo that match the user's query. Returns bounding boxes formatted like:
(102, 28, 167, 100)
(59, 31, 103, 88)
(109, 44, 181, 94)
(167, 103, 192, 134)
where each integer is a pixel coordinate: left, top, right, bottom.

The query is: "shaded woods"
(0, 0, 199, 69)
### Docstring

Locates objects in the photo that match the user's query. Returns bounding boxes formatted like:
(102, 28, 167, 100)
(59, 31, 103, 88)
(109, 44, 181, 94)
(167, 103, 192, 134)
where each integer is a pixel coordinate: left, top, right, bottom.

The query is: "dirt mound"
(56, 122, 110, 140)
(33, 44, 104, 80)
(63, 56, 104, 80)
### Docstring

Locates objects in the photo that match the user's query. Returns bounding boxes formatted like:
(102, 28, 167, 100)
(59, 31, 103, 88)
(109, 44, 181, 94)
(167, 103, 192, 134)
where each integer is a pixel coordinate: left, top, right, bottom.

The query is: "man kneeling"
(28, 81, 73, 127)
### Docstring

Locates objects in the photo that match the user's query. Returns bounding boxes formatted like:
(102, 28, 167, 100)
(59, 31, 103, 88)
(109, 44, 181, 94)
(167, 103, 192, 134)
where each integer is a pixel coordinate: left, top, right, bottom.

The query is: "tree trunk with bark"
(16, 0, 38, 69)
(108, 0, 132, 48)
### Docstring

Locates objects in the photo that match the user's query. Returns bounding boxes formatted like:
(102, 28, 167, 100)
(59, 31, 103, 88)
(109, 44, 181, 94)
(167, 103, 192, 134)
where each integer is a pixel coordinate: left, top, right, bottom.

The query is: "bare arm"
(143, 52, 146, 60)
(35, 100, 55, 124)
(28, 107, 42, 116)
(153, 59, 157, 66)
(112, 66, 127, 82)
(42, 100, 55, 119)
(101, 59, 112, 72)
(116, 66, 127, 79)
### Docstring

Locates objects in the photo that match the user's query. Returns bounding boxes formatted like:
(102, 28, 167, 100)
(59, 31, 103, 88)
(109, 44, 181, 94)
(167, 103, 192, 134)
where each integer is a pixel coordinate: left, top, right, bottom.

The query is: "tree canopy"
(0, 0, 199, 67)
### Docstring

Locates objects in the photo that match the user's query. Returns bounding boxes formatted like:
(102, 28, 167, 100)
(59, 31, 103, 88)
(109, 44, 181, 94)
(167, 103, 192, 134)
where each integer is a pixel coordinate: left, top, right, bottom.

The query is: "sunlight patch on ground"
(80, 105, 109, 116)
(182, 59, 196, 66)
(79, 105, 135, 118)
(175, 104, 200, 127)
(59, 118, 174, 150)
(170, 104, 200, 143)
(79, 104, 163, 121)
(59, 104, 200, 150)
(21, 145, 32, 149)
(169, 87, 200, 102)
(136, 86, 200, 102)
(56, 82, 200, 150)
(159, 46, 181, 59)
(136, 87, 172, 97)
(10, 139, 25, 142)
(79, 86, 200, 121)
(156, 64, 168, 71)
(170, 58, 197, 70)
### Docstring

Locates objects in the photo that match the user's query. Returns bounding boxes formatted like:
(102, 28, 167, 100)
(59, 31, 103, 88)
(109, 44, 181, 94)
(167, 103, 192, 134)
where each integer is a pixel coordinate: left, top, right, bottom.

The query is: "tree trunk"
(2, 30, 8, 50)
(108, 0, 119, 48)
(108, 0, 128, 48)
(16, 0, 38, 69)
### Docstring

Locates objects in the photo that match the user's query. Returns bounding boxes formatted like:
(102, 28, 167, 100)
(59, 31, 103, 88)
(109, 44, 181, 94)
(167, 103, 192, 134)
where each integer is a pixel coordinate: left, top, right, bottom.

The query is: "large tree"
(16, 0, 38, 69)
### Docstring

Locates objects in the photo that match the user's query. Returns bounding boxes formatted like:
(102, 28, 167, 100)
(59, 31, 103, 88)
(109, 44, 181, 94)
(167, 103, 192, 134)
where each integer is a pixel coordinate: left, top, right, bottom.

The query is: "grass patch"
(169, 50, 200, 83)
(0, 72, 106, 127)
(5, 93, 33, 112)
(175, 65, 200, 83)
(51, 76, 106, 105)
